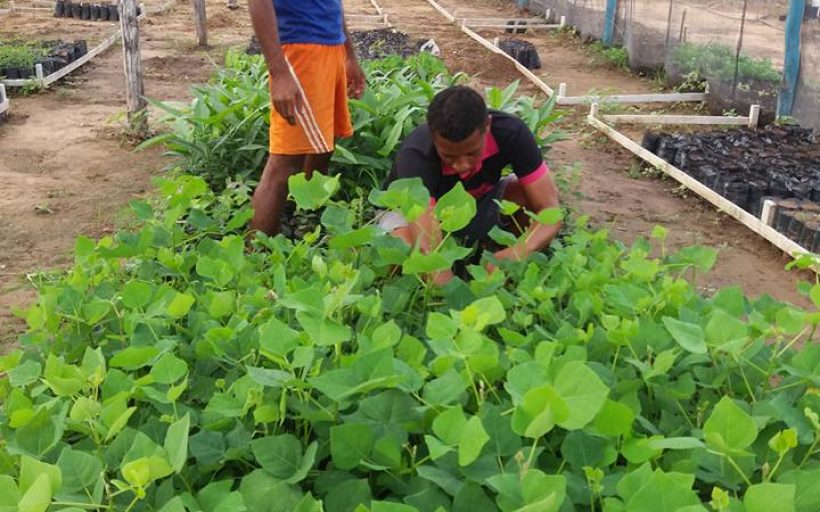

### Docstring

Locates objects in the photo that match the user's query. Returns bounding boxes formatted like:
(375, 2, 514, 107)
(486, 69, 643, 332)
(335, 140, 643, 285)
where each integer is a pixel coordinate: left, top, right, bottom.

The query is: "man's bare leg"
(304, 152, 333, 177)
(249, 154, 305, 236)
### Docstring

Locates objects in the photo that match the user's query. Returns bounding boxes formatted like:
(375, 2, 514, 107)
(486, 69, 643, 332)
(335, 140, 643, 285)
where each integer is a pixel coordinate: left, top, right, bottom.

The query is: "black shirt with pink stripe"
(386, 110, 549, 203)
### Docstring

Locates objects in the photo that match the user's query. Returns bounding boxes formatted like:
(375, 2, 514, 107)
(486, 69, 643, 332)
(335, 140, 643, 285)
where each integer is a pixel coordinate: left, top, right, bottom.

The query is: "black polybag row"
(643, 125, 820, 249)
(53, 1, 138, 21)
(0, 40, 88, 80)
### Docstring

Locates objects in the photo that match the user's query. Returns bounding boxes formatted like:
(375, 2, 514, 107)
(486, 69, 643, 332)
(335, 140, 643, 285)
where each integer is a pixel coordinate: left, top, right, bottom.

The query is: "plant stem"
(798, 436, 819, 468)
(724, 454, 752, 487)
(768, 452, 785, 482)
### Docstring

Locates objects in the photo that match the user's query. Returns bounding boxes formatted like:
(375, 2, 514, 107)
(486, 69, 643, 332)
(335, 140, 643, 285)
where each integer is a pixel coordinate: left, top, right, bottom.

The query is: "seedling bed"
(0, 39, 86, 79)
(643, 125, 820, 245)
(53, 1, 125, 21)
(247, 29, 425, 61)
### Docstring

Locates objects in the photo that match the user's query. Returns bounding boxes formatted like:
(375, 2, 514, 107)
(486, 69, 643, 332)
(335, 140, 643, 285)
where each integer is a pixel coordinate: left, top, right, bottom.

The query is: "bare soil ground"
(0, 0, 810, 345)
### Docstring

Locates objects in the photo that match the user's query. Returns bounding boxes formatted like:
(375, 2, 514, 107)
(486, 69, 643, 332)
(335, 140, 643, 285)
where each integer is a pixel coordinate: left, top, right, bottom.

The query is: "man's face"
(431, 118, 491, 175)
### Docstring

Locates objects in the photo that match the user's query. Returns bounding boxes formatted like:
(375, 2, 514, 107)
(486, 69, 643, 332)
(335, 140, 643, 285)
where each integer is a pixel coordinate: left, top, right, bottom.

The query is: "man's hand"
(487, 245, 525, 274)
(431, 269, 455, 286)
(346, 56, 366, 99)
(269, 61, 303, 126)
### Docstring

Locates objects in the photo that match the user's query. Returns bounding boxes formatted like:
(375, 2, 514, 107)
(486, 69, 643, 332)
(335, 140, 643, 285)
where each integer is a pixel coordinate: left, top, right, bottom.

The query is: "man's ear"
(483, 116, 492, 132)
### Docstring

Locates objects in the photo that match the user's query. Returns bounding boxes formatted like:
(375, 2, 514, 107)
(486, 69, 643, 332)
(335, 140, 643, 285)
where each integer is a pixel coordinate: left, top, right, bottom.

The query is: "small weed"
(587, 41, 629, 70)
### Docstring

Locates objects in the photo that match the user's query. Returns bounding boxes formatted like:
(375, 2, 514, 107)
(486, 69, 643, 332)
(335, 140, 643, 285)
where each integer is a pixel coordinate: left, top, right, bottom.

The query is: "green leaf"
(241, 470, 303, 512)
(593, 399, 635, 436)
(150, 353, 188, 384)
(457, 296, 506, 331)
(164, 414, 190, 473)
(434, 183, 477, 232)
(43, 354, 83, 396)
(433, 406, 467, 446)
(744, 483, 795, 512)
(166, 291, 196, 318)
(768, 428, 798, 455)
(20, 455, 61, 495)
(626, 470, 700, 512)
(189, 430, 225, 466)
(110, 346, 160, 370)
(705, 310, 748, 352)
(458, 416, 489, 466)
(297, 312, 352, 346)
(423, 369, 467, 406)
(246, 366, 293, 388)
(648, 437, 705, 450)
(511, 384, 568, 438)
(9, 360, 41, 387)
(371, 502, 418, 512)
(703, 397, 758, 455)
(289, 172, 341, 210)
(662, 317, 706, 354)
(402, 251, 450, 275)
(121, 281, 153, 309)
(530, 207, 563, 225)
(18, 473, 52, 512)
(252, 434, 311, 481)
(259, 317, 300, 358)
(331, 423, 375, 470)
(325, 478, 372, 512)
(452, 482, 497, 512)
(778, 468, 820, 512)
(554, 361, 609, 430)
(293, 493, 325, 512)
(56, 448, 103, 500)
(0, 475, 20, 510)
(369, 178, 430, 223)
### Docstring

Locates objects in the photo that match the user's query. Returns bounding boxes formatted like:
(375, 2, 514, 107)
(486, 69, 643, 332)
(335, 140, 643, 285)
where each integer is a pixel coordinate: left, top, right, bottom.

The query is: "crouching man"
(380, 86, 562, 284)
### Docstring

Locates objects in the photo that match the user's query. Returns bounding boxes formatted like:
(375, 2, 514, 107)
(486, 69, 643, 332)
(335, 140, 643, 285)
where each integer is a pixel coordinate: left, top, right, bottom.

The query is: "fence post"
(120, 0, 147, 135)
(778, 0, 805, 118)
(602, 0, 618, 46)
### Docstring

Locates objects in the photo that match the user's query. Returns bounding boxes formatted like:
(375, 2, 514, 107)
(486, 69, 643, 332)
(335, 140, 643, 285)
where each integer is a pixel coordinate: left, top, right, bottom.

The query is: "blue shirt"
(273, 0, 345, 46)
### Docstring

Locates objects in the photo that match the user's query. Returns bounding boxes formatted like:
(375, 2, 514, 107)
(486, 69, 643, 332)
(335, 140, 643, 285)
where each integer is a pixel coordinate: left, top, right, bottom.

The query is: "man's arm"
(341, 2, 366, 99)
(494, 172, 562, 263)
(247, 0, 302, 125)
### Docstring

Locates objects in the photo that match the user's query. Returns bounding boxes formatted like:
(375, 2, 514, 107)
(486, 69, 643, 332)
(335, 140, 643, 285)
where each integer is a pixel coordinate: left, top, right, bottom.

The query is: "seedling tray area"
(54, 1, 124, 21)
(0, 39, 86, 79)
(643, 125, 820, 249)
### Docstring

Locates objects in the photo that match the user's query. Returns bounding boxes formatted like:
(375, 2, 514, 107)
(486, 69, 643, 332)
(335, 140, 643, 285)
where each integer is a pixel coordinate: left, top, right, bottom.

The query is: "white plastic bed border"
(1, 9, 145, 89)
(423, 0, 707, 106)
(0, 1, 57, 16)
(349, 0, 390, 30)
(587, 102, 813, 265)
(0, 84, 9, 118)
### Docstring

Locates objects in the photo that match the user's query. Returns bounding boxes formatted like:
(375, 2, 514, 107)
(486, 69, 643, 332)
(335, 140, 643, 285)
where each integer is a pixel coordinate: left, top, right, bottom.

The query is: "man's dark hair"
(427, 86, 488, 142)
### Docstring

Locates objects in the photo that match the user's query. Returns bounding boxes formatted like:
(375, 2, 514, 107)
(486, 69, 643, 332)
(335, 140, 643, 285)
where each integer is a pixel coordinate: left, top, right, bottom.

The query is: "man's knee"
(262, 154, 305, 185)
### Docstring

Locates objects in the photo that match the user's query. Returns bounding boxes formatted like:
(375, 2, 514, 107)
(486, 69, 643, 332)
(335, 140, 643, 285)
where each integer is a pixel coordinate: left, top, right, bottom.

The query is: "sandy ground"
(0, 0, 811, 345)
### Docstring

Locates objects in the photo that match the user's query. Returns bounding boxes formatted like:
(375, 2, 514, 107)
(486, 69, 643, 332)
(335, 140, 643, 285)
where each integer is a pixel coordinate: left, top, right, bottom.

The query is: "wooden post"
(678, 8, 687, 42)
(732, 0, 750, 100)
(193, 0, 208, 47)
(664, 0, 675, 47)
(120, 0, 147, 135)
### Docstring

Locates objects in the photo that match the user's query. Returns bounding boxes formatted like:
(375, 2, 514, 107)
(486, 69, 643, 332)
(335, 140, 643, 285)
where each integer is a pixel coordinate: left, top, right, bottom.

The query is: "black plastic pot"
(109, 4, 118, 20)
(90, 4, 100, 19)
(71, 3, 81, 17)
(81, 3, 90, 19)
(99, 4, 109, 20)
(4, 67, 20, 80)
(498, 39, 541, 69)
(54, 0, 66, 17)
(76, 40, 88, 56)
(18, 66, 33, 79)
(64, 1, 73, 17)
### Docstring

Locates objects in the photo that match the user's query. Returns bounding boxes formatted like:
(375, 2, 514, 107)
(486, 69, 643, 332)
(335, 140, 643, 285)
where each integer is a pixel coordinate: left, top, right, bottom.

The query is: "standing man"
(380, 86, 562, 284)
(247, 0, 365, 235)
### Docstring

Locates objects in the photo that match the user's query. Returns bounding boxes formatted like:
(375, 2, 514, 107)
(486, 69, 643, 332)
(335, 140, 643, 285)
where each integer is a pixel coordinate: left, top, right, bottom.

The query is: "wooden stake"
(193, 0, 208, 47)
(678, 8, 687, 42)
(120, 0, 147, 135)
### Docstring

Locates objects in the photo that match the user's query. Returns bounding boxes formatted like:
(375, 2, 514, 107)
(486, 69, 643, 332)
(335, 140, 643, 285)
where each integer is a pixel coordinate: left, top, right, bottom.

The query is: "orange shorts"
(269, 43, 354, 155)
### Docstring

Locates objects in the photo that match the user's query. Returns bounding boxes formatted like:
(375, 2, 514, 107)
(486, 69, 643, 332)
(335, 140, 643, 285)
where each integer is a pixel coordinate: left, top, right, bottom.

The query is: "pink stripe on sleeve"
(519, 162, 549, 186)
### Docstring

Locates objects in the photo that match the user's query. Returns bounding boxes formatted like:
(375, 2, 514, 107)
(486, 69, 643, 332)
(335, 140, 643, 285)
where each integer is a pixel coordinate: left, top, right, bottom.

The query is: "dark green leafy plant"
(140, 52, 563, 197)
(0, 170, 818, 511)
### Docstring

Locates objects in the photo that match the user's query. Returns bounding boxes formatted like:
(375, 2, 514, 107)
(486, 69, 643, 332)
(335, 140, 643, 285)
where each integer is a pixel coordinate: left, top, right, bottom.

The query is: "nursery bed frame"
(1, 8, 145, 89)
(423, 0, 708, 106)
(586, 103, 813, 266)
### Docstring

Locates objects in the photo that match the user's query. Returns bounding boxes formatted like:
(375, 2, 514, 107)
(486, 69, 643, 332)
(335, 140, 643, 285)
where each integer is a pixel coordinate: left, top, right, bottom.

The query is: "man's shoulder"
(489, 110, 527, 133)
(399, 124, 435, 155)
